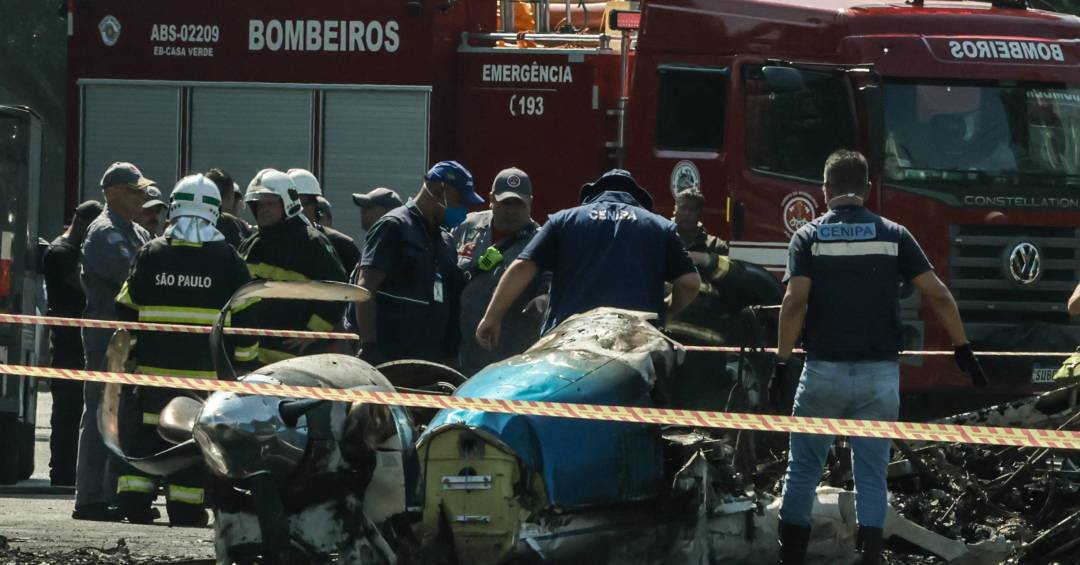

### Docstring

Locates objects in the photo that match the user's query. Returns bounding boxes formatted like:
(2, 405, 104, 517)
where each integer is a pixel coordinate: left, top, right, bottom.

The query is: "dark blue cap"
(579, 169, 654, 211)
(425, 161, 484, 206)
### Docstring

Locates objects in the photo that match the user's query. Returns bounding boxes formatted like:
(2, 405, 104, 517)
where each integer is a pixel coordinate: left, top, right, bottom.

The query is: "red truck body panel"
(66, 0, 1080, 398)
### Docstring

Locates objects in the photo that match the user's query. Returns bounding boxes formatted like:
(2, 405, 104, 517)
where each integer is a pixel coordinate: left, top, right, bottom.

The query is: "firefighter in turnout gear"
(288, 168, 361, 274)
(114, 174, 258, 526)
(240, 169, 347, 364)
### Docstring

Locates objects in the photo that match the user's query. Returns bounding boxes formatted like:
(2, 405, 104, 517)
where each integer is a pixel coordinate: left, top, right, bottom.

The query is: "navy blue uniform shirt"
(519, 190, 696, 333)
(356, 201, 462, 361)
(784, 204, 933, 362)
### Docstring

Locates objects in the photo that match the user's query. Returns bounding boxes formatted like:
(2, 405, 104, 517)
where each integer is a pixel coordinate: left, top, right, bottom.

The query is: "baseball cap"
(352, 187, 403, 209)
(74, 200, 104, 222)
(579, 169, 654, 211)
(425, 161, 484, 206)
(142, 185, 167, 209)
(100, 162, 154, 190)
(491, 167, 532, 203)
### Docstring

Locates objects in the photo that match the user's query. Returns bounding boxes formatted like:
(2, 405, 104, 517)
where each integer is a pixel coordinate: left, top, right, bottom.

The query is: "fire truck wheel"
(0, 413, 21, 484)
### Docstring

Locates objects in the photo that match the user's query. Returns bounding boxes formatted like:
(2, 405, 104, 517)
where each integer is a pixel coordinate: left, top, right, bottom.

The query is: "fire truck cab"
(66, 0, 1080, 405)
(619, 0, 1080, 399)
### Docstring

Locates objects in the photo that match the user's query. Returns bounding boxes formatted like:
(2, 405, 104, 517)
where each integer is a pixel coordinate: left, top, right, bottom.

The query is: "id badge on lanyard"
(433, 271, 445, 304)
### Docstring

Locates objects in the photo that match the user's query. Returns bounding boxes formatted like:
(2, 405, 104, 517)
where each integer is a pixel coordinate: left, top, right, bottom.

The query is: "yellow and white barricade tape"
(4, 363, 1080, 450)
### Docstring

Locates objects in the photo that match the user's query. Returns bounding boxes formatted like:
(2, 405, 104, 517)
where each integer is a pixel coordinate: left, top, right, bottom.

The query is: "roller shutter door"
(81, 85, 179, 200)
(189, 87, 314, 195)
(321, 88, 430, 241)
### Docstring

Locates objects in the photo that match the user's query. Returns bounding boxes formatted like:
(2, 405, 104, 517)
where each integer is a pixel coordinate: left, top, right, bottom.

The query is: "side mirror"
(762, 66, 804, 92)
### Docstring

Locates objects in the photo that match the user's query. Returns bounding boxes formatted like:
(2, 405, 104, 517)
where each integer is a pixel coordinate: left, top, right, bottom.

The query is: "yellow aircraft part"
(419, 427, 545, 563)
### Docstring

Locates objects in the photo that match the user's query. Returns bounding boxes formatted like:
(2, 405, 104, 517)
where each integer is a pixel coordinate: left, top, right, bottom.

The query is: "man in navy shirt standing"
(475, 169, 700, 349)
(351, 161, 480, 364)
(772, 150, 986, 564)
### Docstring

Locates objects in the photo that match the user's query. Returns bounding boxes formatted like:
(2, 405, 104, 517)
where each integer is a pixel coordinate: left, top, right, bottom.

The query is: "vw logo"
(1006, 241, 1041, 285)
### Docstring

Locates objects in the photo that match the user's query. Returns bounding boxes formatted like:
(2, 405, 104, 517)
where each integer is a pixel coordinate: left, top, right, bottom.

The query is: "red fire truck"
(65, 0, 1079, 403)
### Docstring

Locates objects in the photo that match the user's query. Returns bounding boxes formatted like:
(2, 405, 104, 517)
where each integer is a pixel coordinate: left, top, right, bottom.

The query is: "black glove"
(954, 343, 988, 388)
(769, 359, 789, 412)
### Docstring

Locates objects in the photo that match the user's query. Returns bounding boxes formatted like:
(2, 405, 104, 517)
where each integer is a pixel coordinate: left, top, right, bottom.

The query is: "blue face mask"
(444, 206, 468, 229)
(425, 184, 468, 229)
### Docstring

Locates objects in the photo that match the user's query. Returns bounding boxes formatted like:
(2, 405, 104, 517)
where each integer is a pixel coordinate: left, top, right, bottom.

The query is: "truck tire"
(0, 413, 21, 484)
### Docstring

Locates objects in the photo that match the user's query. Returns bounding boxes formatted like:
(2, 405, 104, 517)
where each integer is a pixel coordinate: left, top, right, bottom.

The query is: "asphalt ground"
(0, 385, 215, 563)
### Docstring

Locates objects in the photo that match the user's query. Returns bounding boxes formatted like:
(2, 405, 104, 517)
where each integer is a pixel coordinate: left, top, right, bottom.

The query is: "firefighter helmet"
(169, 174, 222, 224)
(287, 168, 322, 196)
(246, 168, 303, 218)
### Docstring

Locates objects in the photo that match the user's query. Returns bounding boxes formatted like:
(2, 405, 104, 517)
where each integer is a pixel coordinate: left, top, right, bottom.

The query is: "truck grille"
(949, 225, 1080, 335)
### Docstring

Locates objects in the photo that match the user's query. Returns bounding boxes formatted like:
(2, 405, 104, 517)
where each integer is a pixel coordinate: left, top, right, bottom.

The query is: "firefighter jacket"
(116, 237, 258, 378)
(239, 215, 347, 364)
(319, 224, 361, 274)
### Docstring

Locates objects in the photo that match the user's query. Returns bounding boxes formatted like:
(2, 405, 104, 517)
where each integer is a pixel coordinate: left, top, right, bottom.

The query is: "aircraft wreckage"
(96, 280, 1065, 563)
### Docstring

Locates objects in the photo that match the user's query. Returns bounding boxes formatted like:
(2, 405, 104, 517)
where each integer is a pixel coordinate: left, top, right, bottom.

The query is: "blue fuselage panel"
(424, 351, 663, 508)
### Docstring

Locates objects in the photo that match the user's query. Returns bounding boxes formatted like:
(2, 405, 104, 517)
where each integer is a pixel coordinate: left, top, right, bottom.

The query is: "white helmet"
(287, 168, 322, 196)
(246, 168, 302, 218)
(169, 174, 222, 224)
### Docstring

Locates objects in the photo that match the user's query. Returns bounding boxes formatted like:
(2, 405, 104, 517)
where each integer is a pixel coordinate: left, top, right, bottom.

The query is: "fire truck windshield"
(883, 81, 1080, 191)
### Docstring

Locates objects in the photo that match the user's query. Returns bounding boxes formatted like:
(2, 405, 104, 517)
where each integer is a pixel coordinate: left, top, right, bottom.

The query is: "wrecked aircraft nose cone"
(193, 388, 308, 480)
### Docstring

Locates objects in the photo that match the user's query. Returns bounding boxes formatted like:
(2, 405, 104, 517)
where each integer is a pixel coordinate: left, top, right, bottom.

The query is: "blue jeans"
(779, 359, 899, 528)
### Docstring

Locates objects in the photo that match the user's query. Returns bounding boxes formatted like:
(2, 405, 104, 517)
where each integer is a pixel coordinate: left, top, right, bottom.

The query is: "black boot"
(856, 526, 884, 565)
(778, 519, 812, 564)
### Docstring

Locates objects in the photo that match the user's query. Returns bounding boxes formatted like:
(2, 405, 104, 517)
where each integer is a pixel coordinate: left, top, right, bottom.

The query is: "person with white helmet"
(239, 168, 347, 364)
(287, 168, 361, 274)
(113, 173, 258, 526)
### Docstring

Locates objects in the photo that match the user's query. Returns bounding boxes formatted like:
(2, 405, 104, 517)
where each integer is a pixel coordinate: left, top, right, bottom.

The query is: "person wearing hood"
(349, 160, 479, 365)
(113, 174, 258, 526)
(239, 168, 347, 364)
(475, 169, 701, 350)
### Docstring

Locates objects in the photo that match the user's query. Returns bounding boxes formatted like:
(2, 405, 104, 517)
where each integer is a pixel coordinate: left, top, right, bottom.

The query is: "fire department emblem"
(99, 16, 122, 47)
(670, 160, 700, 197)
(782, 192, 817, 235)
